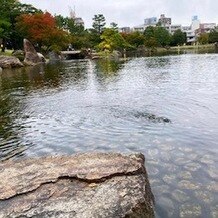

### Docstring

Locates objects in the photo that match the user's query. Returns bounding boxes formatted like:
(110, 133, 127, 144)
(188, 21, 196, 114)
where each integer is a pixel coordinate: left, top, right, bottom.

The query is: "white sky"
(20, 0, 218, 28)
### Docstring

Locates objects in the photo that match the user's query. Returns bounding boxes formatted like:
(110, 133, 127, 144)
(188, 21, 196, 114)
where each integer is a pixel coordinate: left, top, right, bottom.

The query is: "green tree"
(171, 29, 186, 46)
(86, 28, 102, 48)
(55, 15, 68, 29)
(208, 28, 218, 43)
(98, 28, 127, 51)
(0, 0, 41, 51)
(92, 14, 106, 34)
(110, 22, 118, 31)
(0, 20, 11, 52)
(144, 26, 171, 48)
(55, 15, 85, 35)
(154, 27, 171, 47)
(123, 32, 145, 48)
(198, 33, 209, 45)
(144, 26, 158, 49)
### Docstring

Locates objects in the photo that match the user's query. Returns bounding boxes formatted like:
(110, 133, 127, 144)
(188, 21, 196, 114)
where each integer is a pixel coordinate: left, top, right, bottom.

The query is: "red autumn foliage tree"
(16, 12, 70, 51)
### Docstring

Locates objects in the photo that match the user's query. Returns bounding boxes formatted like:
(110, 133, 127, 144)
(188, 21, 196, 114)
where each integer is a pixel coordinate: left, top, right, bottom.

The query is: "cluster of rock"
(0, 56, 24, 69)
(0, 152, 154, 218)
(0, 39, 46, 70)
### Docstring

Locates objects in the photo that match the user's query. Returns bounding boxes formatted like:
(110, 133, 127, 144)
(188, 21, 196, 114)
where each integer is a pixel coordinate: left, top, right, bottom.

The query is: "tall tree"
(98, 28, 128, 51)
(16, 12, 70, 51)
(92, 14, 106, 34)
(198, 33, 209, 45)
(171, 29, 186, 46)
(144, 26, 158, 49)
(122, 32, 145, 48)
(208, 28, 218, 43)
(55, 15, 85, 35)
(110, 22, 118, 31)
(154, 27, 171, 47)
(0, 0, 41, 51)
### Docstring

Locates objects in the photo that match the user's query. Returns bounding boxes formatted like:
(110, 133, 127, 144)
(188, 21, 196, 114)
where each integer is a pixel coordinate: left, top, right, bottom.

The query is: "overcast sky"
(20, 0, 218, 28)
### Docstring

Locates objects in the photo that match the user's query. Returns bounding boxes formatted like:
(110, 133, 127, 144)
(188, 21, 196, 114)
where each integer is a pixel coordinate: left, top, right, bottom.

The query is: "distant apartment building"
(180, 16, 200, 44)
(132, 25, 145, 33)
(191, 16, 200, 31)
(132, 14, 216, 44)
(195, 23, 216, 36)
(144, 17, 157, 26)
(74, 17, 85, 26)
(69, 7, 85, 27)
(158, 14, 172, 26)
(119, 27, 131, 34)
(170, 24, 182, 34)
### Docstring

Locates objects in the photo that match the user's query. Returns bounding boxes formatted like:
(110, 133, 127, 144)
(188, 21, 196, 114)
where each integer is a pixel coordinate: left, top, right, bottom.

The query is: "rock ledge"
(0, 56, 24, 69)
(0, 153, 154, 218)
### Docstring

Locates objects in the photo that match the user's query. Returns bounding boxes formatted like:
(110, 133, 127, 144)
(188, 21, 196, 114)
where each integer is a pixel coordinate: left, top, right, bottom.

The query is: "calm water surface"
(0, 54, 218, 217)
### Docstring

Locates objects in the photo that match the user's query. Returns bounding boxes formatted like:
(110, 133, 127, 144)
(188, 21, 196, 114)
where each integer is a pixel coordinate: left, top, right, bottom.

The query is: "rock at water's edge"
(37, 52, 46, 62)
(0, 56, 24, 69)
(49, 51, 61, 62)
(23, 39, 42, 65)
(0, 153, 154, 218)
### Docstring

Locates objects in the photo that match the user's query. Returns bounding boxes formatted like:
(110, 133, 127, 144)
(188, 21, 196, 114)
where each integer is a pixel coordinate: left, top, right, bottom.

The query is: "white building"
(132, 25, 145, 33)
(69, 7, 85, 27)
(181, 16, 200, 44)
(170, 25, 182, 34)
(119, 27, 131, 34)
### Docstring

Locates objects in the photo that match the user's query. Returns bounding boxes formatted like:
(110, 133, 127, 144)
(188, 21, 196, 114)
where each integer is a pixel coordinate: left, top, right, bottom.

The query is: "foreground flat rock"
(0, 153, 154, 218)
(0, 56, 24, 69)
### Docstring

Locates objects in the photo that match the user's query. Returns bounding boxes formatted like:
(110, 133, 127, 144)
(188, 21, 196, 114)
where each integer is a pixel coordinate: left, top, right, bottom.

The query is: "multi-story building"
(69, 7, 85, 27)
(132, 25, 145, 33)
(74, 17, 85, 26)
(144, 17, 157, 26)
(119, 27, 131, 34)
(181, 16, 200, 44)
(195, 23, 216, 36)
(170, 25, 182, 35)
(158, 14, 172, 26)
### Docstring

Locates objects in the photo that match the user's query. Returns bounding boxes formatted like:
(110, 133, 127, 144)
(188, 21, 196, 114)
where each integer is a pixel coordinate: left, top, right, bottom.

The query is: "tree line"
(0, 0, 218, 53)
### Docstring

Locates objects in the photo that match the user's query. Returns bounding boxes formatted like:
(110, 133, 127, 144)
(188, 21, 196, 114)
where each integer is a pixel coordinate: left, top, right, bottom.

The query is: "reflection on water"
(0, 55, 218, 217)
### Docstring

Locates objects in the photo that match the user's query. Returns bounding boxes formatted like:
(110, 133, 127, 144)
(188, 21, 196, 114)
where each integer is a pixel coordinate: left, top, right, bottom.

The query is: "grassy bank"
(154, 44, 216, 56)
(0, 50, 13, 56)
(170, 44, 214, 50)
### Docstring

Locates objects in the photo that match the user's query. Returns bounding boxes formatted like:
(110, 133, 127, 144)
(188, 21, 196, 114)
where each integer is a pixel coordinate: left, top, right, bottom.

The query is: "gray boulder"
(37, 52, 46, 62)
(49, 51, 61, 62)
(0, 55, 24, 69)
(0, 153, 154, 218)
(23, 39, 42, 65)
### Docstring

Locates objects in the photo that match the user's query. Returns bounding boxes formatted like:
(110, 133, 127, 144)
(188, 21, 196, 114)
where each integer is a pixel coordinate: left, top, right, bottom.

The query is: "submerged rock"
(0, 55, 24, 69)
(178, 180, 201, 190)
(0, 153, 154, 218)
(134, 112, 171, 123)
(171, 189, 190, 203)
(179, 204, 202, 218)
(23, 39, 42, 65)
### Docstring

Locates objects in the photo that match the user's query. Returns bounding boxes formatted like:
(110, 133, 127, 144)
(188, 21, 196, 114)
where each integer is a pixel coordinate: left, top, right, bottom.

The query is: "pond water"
(0, 54, 218, 217)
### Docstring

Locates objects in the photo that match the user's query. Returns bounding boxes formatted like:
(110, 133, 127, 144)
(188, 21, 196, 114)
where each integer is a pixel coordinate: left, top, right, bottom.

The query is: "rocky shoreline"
(0, 39, 46, 70)
(0, 152, 154, 218)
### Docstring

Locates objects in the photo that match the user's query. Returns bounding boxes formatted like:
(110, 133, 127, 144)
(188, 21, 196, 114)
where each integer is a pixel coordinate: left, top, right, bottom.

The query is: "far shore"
(0, 43, 217, 60)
